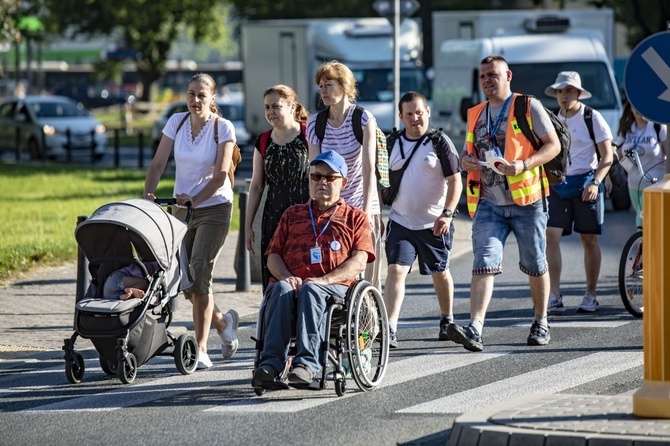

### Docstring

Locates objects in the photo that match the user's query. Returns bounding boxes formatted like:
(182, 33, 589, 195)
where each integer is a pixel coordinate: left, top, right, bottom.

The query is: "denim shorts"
(172, 202, 232, 295)
(471, 199, 548, 276)
(547, 190, 604, 236)
(385, 219, 453, 275)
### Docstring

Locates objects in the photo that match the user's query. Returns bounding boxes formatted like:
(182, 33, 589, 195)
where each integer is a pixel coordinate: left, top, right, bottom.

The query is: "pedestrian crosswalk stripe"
(396, 351, 642, 415)
(208, 351, 509, 413)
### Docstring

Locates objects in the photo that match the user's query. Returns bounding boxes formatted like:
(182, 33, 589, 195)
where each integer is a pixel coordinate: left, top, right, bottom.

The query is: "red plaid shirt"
(265, 198, 375, 286)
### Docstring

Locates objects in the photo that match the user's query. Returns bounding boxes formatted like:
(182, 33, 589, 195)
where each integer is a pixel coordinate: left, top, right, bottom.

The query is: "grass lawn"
(0, 162, 239, 284)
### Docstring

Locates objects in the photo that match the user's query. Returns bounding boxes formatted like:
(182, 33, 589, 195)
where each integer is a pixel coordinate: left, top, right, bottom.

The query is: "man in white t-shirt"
(543, 71, 614, 314)
(383, 92, 462, 348)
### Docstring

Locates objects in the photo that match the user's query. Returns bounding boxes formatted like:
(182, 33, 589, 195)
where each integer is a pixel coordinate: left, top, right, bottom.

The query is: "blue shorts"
(547, 190, 604, 236)
(385, 219, 453, 275)
(471, 199, 548, 276)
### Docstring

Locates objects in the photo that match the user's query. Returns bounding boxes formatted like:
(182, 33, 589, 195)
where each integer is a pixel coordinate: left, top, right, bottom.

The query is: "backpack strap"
(351, 106, 364, 145)
(258, 129, 272, 158)
(654, 123, 662, 142)
(213, 116, 219, 144)
(314, 108, 329, 145)
(315, 106, 365, 146)
(386, 128, 404, 158)
(583, 105, 602, 161)
(298, 122, 308, 146)
(513, 95, 541, 151)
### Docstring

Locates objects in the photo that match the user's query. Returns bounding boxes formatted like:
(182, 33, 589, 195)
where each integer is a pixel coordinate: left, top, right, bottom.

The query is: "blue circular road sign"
(625, 31, 670, 124)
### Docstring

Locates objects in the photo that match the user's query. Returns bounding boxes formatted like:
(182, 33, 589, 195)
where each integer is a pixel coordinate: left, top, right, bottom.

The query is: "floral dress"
(255, 133, 310, 287)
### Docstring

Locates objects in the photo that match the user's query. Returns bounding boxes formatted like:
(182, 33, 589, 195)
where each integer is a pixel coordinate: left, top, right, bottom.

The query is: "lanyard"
(487, 94, 513, 147)
(308, 200, 340, 246)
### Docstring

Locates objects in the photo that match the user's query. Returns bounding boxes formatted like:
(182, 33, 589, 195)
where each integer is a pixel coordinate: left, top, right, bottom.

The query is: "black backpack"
(314, 106, 389, 189)
(513, 94, 571, 186)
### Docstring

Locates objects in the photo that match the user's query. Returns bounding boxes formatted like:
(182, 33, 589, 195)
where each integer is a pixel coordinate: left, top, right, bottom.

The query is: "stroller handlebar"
(153, 198, 192, 223)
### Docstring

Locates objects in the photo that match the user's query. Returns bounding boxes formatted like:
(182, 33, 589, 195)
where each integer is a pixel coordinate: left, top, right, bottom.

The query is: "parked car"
(151, 99, 251, 150)
(51, 83, 135, 110)
(0, 95, 107, 160)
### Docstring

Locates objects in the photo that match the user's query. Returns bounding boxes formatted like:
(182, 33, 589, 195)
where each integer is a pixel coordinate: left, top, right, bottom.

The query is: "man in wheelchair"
(252, 150, 375, 389)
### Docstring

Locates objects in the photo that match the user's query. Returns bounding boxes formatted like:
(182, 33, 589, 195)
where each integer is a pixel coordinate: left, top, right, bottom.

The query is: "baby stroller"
(63, 198, 197, 384)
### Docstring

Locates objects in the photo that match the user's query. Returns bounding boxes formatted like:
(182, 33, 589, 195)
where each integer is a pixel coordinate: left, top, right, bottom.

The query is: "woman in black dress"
(245, 85, 310, 288)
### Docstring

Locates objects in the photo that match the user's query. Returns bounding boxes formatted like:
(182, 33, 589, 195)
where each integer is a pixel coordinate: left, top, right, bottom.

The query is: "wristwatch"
(591, 178, 601, 186)
(443, 208, 455, 218)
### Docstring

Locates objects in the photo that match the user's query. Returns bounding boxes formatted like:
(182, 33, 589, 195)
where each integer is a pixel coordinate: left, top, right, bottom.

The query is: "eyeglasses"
(310, 173, 343, 183)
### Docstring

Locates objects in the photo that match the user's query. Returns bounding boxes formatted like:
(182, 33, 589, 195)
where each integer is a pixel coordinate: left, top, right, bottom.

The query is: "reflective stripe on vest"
(464, 93, 549, 217)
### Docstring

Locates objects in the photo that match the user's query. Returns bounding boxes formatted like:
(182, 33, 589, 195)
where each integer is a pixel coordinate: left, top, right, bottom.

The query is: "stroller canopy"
(75, 199, 191, 296)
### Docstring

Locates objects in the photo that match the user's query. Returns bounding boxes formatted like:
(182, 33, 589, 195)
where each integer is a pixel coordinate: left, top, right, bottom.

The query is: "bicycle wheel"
(618, 231, 643, 318)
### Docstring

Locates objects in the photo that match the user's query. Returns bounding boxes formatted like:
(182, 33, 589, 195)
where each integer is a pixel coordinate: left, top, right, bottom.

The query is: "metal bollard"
(114, 128, 120, 167)
(66, 128, 72, 162)
(74, 215, 89, 328)
(236, 191, 251, 291)
(138, 131, 145, 169)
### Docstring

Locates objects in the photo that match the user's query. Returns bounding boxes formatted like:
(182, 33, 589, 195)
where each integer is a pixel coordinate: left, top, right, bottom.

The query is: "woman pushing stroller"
(143, 73, 239, 370)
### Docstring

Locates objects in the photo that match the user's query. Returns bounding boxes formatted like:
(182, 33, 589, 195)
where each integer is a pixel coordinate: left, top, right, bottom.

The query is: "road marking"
(512, 320, 632, 328)
(21, 359, 253, 412)
(396, 351, 642, 415)
(208, 350, 509, 413)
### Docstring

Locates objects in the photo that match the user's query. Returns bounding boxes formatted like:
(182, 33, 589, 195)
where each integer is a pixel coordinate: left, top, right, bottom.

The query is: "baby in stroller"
(103, 261, 160, 301)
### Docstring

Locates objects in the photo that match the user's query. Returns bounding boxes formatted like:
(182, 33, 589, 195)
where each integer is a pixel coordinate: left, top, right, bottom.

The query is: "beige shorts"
(171, 202, 232, 296)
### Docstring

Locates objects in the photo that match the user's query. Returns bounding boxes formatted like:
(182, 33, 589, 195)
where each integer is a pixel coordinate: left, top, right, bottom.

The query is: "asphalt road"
(0, 206, 644, 446)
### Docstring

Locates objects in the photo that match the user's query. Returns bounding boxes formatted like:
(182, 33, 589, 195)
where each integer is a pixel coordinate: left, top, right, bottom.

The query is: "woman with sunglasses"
(246, 85, 311, 288)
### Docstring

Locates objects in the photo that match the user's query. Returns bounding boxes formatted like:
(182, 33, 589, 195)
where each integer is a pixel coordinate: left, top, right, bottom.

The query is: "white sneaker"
(197, 350, 213, 370)
(220, 309, 239, 359)
(547, 292, 566, 315)
(577, 292, 600, 313)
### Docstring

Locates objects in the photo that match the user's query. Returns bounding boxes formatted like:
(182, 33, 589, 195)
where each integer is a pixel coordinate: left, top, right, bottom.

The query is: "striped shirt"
(307, 106, 381, 215)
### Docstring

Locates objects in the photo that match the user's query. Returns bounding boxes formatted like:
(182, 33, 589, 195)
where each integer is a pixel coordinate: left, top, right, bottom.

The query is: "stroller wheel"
(119, 353, 138, 384)
(65, 353, 85, 384)
(174, 333, 198, 375)
(99, 355, 118, 376)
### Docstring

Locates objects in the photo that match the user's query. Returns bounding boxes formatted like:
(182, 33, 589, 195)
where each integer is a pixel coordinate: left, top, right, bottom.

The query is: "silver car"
(151, 99, 250, 149)
(0, 95, 107, 160)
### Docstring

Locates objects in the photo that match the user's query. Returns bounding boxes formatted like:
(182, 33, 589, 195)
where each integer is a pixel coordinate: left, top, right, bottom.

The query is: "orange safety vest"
(464, 93, 549, 218)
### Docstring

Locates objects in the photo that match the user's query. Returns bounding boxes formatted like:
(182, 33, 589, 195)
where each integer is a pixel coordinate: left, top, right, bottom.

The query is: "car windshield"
(219, 104, 243, 121)
(352, 67, 431, 102)
(508, 62, 619, 112)
(29, 101, 89, 118)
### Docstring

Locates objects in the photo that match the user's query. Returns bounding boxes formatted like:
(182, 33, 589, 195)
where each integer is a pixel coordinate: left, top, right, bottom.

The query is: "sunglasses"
(310, 173, 343, 183)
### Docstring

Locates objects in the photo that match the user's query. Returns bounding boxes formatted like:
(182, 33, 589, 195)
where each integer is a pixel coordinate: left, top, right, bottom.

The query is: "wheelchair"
(251, 279, 390, 397)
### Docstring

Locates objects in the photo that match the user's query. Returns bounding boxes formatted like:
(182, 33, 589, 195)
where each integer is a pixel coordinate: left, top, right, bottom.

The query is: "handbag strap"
(392, 134, 428, 187)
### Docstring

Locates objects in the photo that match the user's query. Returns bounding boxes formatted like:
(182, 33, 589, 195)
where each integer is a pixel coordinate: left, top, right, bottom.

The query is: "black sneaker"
(438, 317, 455, 341)
(527, 322, 550, 346)
(447, 323, 483, 352)
(389, 328, 398, 349)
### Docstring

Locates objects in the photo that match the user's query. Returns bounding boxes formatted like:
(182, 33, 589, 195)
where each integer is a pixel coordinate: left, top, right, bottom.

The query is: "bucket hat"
(544, 71, 592, 99)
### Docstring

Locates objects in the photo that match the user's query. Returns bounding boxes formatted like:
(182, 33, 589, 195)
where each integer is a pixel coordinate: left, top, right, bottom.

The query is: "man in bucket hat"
(543, 71, 614, 315)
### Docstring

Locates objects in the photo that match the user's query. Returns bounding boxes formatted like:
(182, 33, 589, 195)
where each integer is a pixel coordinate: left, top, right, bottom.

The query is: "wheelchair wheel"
(346, 280, 389, 392)
(334, 375, 346, 396)
(618, 231, 643, 318)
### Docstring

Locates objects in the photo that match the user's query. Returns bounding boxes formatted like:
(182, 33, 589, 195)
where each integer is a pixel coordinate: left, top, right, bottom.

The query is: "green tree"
(0, 0, 21, 47)
(42, 0, 232, 101)
(591, 0, 670, 48)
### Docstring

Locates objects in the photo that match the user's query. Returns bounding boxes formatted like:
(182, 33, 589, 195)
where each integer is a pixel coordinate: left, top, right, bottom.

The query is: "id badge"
(310, 246, 322, 264)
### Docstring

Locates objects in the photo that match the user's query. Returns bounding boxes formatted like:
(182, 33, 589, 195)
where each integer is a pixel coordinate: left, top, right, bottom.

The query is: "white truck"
(431, 9, 622, 150)
(241, 18, 430, 137)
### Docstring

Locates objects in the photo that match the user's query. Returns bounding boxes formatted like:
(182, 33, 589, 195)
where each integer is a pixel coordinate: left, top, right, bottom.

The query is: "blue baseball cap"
(310, 150, 348, 178)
